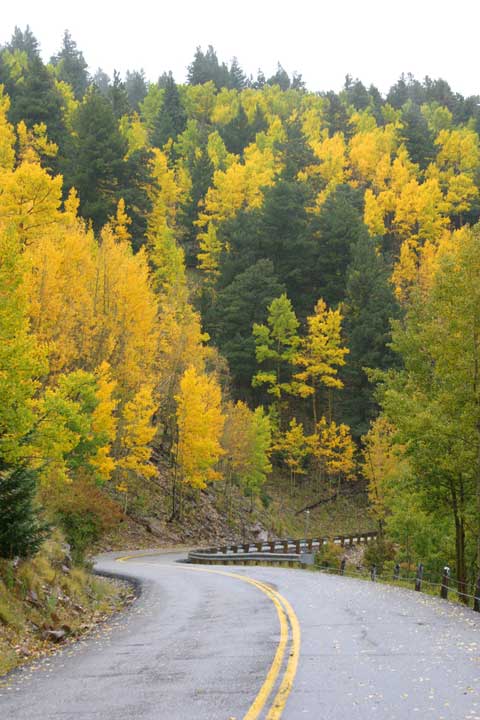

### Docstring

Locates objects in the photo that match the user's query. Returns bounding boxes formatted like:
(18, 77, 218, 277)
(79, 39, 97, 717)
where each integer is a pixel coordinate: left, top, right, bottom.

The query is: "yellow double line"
(116, 553, 301, 719)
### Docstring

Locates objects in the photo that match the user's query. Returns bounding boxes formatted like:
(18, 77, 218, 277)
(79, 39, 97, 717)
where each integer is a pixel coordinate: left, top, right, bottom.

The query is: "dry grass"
(0, 531, 133, 678)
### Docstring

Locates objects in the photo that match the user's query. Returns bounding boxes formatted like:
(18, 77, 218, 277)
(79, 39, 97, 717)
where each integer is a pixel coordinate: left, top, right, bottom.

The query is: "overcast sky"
(1, 0, 479, 96)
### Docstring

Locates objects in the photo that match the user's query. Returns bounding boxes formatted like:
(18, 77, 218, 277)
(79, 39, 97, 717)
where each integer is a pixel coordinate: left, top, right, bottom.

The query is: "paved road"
(1, 550, 479, 719)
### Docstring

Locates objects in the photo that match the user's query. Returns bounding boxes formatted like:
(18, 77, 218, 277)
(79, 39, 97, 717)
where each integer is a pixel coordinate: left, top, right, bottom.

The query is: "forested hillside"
(1, 26, 480, 596)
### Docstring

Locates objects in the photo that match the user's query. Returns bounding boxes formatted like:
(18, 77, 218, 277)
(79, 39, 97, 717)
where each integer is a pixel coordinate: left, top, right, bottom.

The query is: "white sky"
(1, 0, 479, 96)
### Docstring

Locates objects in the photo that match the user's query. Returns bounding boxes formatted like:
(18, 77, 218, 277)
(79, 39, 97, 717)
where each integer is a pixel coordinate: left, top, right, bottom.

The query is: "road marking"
(115, 553, 301, 719)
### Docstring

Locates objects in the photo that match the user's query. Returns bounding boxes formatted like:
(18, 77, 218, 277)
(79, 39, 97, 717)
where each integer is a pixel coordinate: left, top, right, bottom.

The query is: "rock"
(250, 523, 268, 542)
(61, 564, 70, 574)
(42, 629, 66, 642)
(26, 589, 40, 606)
(62, 543, 73, 568)
(144, 518, 164, 537)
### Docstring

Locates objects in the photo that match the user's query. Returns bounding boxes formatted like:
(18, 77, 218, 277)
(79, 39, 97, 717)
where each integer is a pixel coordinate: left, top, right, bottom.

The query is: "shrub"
(314, 541, 344, 569)
(363, 538, 395, 572)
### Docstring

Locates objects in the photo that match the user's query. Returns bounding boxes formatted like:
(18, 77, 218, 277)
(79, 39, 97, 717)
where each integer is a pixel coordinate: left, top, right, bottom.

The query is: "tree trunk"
(449, 477, 468, 603)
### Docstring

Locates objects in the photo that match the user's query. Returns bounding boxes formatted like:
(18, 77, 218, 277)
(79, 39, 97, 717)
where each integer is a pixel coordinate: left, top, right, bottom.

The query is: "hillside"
(0, 25, 479, 616)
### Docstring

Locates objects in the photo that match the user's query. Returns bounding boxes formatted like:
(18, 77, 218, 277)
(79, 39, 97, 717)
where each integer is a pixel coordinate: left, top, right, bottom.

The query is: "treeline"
(1, 26, 480, 590)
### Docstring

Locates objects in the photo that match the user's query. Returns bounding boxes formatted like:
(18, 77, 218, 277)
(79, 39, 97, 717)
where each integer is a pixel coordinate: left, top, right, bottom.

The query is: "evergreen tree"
(108, 70, 130, 119)
(68, 87, 127, 229)
(206, 260, 285, 394)
(228, 57, 247, 90)
(187, 45, 230, 89)
(50, 30, 89, 100)
(1, 51, 66, 151)
(310, 185, 367, 308)
(219, 103, 252, 154)
(267, 63, 290, 90)
(6, 26, 40, 60)
(92, 67, 111, 95)
(399, 100, 435, 169)
(151, 72, 186, 148)
(341, 234, 399, 438)
(125, 69, 147, 111)
(0, 464, 47, 558)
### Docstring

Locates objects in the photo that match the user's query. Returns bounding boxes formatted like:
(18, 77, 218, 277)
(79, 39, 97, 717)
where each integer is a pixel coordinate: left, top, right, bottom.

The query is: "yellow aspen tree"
(293, 298, 349, 424)
(0, 86, 16, 172)
(361, 416, 407, 533)
(116, 384, 157, 486)
(0, 162, 63, 243)
(93, 225, 159, 397)
(173, 366, 224, 516)
(275, 417, 309, 493)
(16, 121, 58, 165)
(308, 417, 355, 491)
(90, 361, 118, 482)
(110, 198, 132, 243)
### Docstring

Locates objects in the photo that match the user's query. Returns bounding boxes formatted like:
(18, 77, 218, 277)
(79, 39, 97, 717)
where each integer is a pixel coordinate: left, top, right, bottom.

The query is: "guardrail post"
(295, 540, 300, 554)
(474, 575, 480, 612)
(256, 542, 262, 551)
(393, 563, 400, 581)
(370, 564, 377, 582)
(269, 541, 275, 553)
(283, 541, 289, 553)
(415, 563, 424, 592)
(307, 538, 313, 552)
(243, 543, 249, 553)
(440, 565, 450, 600)
(340, 558, 346, 576)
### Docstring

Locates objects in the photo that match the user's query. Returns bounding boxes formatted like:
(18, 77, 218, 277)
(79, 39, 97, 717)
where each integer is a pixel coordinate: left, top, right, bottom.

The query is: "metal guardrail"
(187, 532, 378, 567)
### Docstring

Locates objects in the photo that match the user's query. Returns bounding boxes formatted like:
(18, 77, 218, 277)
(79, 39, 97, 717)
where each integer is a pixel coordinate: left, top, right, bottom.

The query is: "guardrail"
(187, 532, 377, 567)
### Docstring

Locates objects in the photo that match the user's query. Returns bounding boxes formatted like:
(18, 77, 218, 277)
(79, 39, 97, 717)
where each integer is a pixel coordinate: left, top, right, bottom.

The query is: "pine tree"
(67, 87, 127, 228)
(125, 69, 147, 111)
(341, 234, 399, 438)
(0, 464, 47, 558)
(50, 30, 89, 100)
(108, 70, 130, 119)
(151, 73, 187, 148)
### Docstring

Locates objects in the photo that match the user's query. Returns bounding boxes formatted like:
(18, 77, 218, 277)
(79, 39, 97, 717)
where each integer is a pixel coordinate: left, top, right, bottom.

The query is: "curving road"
(1, 549, 479, 719)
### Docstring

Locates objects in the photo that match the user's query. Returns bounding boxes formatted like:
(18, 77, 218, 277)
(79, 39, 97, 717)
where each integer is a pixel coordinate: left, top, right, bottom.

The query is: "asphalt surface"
(0, 550, 479, 719)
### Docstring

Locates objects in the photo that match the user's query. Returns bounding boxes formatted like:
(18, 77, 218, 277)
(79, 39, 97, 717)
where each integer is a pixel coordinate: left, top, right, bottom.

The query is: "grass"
(0, 531, 133, 678)
(263, 472, 372, 538)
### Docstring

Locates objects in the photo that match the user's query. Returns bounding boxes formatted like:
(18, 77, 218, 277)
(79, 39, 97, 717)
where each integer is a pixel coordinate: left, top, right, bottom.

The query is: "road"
(1, 549, 479, 719)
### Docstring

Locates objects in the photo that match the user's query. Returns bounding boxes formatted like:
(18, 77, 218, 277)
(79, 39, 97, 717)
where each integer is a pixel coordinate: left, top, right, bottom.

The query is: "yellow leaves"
(207, 130, 235, 171)
(361, 416, 407, 523)
(308, 417, 355, 480)
(197, 222, 222, 279)
(95, 225, 158, 396)
(293, 298, 348, 397)
(175, 366, 225, 489)
(25, 222, 98, 376)
(119, 113, 148, 158)
(300, 132, 348, 208)
(435, 127, 480, 176)
(349, 123, 398, 189)
(364, 188, 387, 236)
(275, 418, 308, 478)
(0, 86, 15, 172)
(110, 198, 132, 243)
(90, 362, 118, 481)
(0, 162, 62, 242)
(117, 384, 157, 480)
(211, 88, 239, 125)
(16, 121, 58, 165)
(222, 401, 272, 491)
